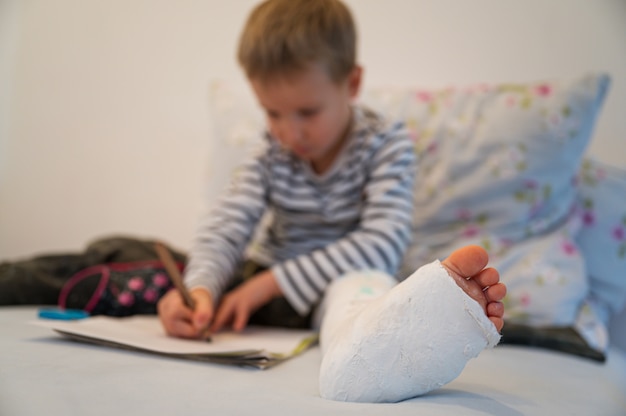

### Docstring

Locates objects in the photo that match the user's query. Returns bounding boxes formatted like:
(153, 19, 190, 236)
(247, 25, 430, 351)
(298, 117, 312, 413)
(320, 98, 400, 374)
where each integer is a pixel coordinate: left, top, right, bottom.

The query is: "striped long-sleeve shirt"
(184, 105, 417, 315)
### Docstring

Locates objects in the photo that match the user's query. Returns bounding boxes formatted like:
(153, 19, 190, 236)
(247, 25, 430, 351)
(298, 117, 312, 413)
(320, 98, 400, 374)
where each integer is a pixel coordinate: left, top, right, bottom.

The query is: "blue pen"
(38, 307, 90, 320)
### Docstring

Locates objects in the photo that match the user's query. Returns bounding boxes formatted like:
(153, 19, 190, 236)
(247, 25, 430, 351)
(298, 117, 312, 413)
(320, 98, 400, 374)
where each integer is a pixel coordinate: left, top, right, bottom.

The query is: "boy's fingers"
(170, 319, 200, 339)
(159, 290, 190, 319)
(233, 306, 250, 332)
(211, 301, 233, 333)
(190, 288, 214, 329)
(158, 289, 206, 338)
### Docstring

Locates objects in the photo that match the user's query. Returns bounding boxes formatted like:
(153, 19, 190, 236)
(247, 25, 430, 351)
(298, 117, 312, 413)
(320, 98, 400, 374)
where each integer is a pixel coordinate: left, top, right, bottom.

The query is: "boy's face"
(250, 63, 362, 173)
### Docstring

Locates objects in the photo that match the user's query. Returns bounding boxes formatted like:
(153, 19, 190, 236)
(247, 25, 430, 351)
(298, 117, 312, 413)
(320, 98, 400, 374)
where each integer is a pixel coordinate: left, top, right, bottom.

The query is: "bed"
(0, 306, 625, 415)
(2, 72, 626, 415)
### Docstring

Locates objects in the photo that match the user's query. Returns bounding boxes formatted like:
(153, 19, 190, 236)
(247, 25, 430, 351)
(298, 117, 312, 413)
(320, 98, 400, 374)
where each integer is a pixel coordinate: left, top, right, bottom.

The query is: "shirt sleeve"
(183, 154, 268, 301)
(271, 127, 417, 315)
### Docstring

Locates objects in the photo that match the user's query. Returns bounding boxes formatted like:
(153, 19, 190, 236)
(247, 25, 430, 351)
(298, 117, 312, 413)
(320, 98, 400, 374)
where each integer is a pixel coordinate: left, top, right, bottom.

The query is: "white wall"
(1, 0, 625, 260)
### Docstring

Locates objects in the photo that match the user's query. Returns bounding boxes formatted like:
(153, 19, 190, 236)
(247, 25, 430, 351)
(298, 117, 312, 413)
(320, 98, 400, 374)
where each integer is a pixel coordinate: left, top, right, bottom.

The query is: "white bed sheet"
(1, 306, 625, 416)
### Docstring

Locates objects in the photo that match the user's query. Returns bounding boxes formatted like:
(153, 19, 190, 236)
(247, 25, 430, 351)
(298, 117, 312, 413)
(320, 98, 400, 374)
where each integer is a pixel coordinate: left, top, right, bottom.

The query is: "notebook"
(34, 315, 318, 369)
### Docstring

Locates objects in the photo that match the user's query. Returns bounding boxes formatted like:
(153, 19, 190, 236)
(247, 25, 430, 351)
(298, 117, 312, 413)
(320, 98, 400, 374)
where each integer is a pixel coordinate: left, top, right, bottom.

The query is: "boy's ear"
(347, 65, 363, 99)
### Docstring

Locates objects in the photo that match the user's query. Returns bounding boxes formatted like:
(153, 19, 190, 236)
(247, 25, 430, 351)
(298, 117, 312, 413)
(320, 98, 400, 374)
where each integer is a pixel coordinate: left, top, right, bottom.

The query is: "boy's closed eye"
(266, 110, 280, 120)
(265, 107, 320, 120)
(298, 107, 320, 118)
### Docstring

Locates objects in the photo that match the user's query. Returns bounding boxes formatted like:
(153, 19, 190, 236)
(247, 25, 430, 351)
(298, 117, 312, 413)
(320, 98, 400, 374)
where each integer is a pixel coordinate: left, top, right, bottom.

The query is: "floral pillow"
(208, 73, 612, 355)
(576, 158, 626, 322)
(363, 73, 611, 329)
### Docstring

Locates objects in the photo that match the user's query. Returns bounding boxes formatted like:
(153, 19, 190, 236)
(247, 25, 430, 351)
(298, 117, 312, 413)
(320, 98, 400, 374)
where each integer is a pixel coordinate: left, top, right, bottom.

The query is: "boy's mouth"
(293, 145, 313, 157)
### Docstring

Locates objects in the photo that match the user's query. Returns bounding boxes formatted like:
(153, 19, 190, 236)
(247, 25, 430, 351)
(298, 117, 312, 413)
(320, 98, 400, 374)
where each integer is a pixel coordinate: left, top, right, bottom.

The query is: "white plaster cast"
(318, 260, 501, 403)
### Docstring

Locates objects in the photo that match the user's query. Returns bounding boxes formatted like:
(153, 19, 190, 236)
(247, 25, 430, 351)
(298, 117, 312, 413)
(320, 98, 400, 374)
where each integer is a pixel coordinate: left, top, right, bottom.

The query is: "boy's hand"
(211, 270, 282, 332)
(157, 287, 214, 339)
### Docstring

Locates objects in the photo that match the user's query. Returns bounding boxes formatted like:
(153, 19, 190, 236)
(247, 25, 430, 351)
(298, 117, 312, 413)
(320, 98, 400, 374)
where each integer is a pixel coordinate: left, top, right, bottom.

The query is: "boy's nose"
(278, 118, 303, 143)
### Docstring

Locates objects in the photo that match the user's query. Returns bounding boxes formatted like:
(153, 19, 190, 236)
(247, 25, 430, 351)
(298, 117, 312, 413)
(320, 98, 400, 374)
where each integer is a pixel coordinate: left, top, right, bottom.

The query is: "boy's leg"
(236, 261, 313, 329)
(312, 270, 397, 354)
(318, 245, 504, 403)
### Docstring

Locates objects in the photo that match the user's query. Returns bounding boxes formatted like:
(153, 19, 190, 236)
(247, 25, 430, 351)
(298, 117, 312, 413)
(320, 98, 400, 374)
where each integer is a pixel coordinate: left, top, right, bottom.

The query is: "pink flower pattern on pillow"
(577, 157, 626, 316)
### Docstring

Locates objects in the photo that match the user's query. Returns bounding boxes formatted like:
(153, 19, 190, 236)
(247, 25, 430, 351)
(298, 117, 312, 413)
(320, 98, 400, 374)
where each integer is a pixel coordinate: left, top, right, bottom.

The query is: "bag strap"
(58, 264, 111, 313)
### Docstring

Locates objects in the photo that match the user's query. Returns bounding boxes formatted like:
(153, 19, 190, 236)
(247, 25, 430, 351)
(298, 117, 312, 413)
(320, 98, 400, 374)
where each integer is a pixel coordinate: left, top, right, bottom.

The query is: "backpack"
(58, 260, 182, 316)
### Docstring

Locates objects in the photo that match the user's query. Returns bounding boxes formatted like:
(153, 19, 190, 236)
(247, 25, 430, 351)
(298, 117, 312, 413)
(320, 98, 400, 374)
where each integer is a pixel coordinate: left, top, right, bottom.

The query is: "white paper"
(33, 316, 317, 356)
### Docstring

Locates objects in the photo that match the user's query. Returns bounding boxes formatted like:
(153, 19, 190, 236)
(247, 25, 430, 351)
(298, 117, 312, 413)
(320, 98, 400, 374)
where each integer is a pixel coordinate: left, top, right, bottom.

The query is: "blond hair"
(237, 0, 357, 83)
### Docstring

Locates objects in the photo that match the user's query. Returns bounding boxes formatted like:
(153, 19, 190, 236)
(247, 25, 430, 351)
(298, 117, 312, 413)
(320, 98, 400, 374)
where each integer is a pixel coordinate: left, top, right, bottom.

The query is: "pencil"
(154, 241, 196, 309)
(155, 241, 212, 341)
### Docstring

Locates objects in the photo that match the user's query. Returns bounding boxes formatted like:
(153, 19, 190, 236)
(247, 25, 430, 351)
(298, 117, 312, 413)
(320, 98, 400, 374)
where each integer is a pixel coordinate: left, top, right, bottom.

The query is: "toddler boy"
(158, 0, 506, 403)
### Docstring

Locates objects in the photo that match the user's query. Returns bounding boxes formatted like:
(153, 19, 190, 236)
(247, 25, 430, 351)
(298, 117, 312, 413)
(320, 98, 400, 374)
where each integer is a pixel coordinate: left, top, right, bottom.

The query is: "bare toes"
(473, 268, 500, 289)
(442, 245, 489, 280)
(490, 317, 504, 333)
(440, 245, 508, 334)
(441, 245, 492, 308)
(487, 301, 504, 318)
(485, 283, 507, 303)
